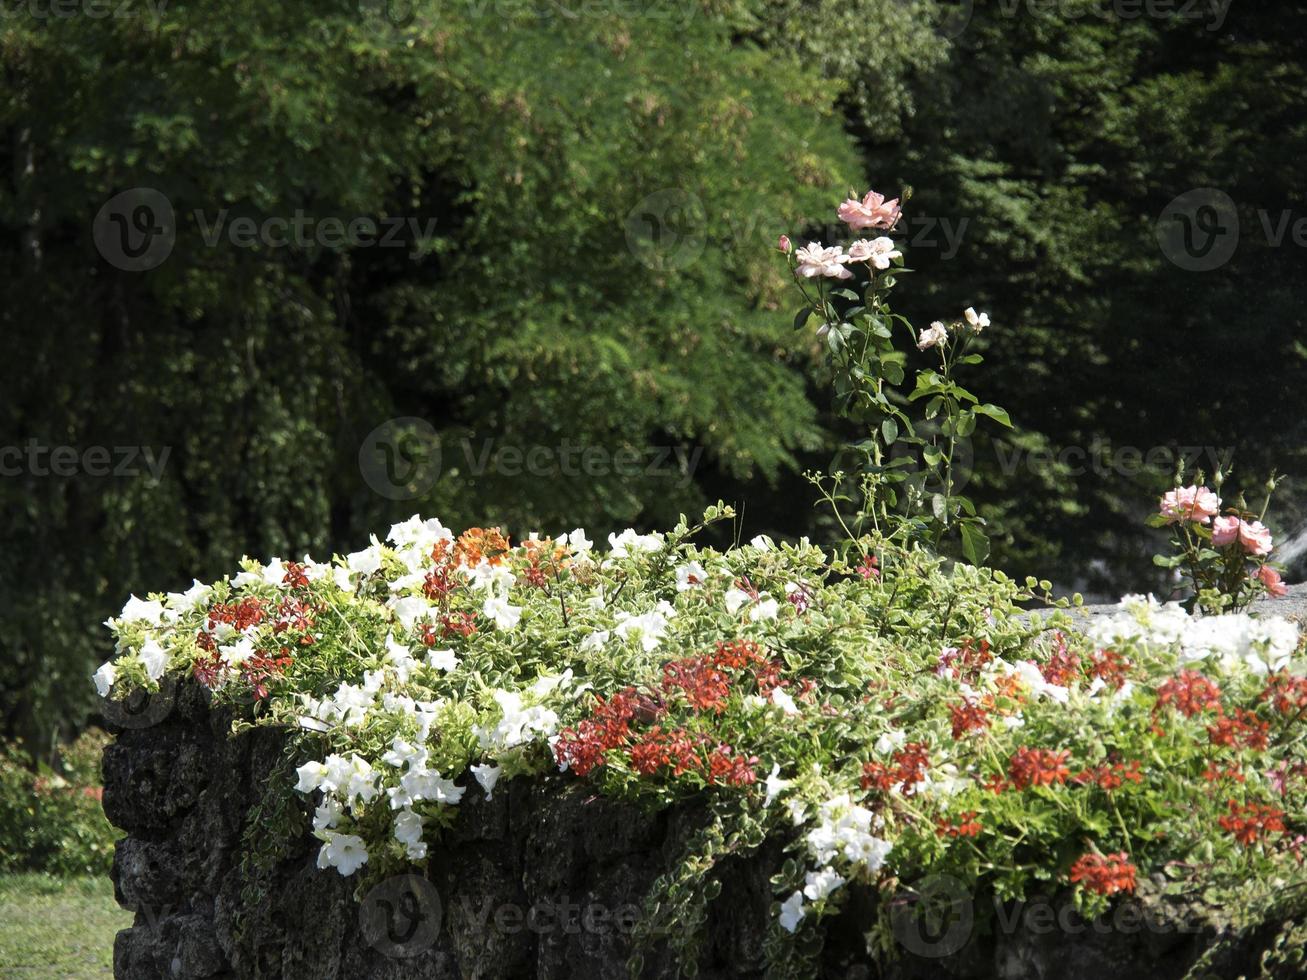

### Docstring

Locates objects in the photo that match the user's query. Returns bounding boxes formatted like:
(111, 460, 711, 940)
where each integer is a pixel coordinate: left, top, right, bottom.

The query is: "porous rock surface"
(104, 589, 1307, 979)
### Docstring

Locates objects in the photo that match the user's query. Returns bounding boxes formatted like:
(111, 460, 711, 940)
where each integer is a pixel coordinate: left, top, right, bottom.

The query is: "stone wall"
(104, 628, 1298, 979)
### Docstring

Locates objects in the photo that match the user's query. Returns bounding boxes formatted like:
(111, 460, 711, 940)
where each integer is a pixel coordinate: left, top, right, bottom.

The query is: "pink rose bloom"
(777, 235, 792, 253)
(837, 189, 902, 231)
(794, 242, 852, 280)
(1159, 485, 1221, 524)
(1211, 515, 1241, 546)
(1256, 564, 1288, 597)
(846, 237, 901, 270)
(917, 321, 948, 351)
(1239, 520, 1274, 556)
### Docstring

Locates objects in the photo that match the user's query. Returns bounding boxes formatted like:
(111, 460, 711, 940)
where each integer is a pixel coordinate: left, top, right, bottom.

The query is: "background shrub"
(0, 730, 120, 877)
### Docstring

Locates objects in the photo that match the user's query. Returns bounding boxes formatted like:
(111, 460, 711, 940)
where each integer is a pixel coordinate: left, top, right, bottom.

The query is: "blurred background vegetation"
(2, 0, 1306, 754)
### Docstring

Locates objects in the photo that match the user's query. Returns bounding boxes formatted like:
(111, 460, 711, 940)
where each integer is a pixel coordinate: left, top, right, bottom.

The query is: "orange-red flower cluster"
(1007, 747, 1071, 790)
(936, 810, 982, 838)
(1219, 799, 1286, 845)
(1207, 709, 1270, 751)
(1073, 759, 1143, 791)
(860, 742, 931, 795)
(1089, 649, 1131, 690)
(1069, 852, 1137, 895)
(1261, 672, 1307, 716)
(1155, 670, 1222, 718)
(949, 698, 990, 739)
(938, 638, 993, 683)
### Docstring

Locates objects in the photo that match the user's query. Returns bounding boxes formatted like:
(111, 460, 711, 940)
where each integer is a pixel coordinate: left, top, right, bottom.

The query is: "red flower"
(707, 745, 759, 786)
(439, 612, 477, 638)
(1202, 764, 1246, 784)
(1155, 670, 1222, 718)
(1040, 633, 1081, 687)
(1219, 799, 1286, 846)
(1207, 709, 1270, 751)
(1069, 852, 1137, 895)
(1261, 672, 1307, 716)
(949, 699, 990, 739)
(662, 656, 731, 713)
(936, 810, 982, 838)
(856, 554, 880, 580)
(1089, 649, 1131, 690)
(711, 639, 765, 670)
(1007, 747, 1071, 790)
(1073, 760, 1143, 791)
(861, 743, 931, 795)
(938, 639, 993, 683)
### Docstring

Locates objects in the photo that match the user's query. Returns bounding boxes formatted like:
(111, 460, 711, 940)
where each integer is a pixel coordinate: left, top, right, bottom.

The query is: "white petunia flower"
(763, 764, 791, 807)
(770, 688, 799, 715)
(119, 595, 166, 626)
(426, 648, 459, 672)
(724, 589, 752, 614)
(92, 661, 117, 698)
(779, 891, 806, 932)
(393, 809, 427, 860)
(316, 832, 369, 876)
(346, 539, 384, 577)
(389, 595, 431, 631)
(471, 763, 502, 800)
(296, 760, 330, 793)
(560, 529, 593, 554)
(312, 797, 342, 831)
(138, 639, 169, 682)
(803, 867, 846, 902)
(675, 562, 708, 591)
(607, 528, 663, 558)
(387, 514, 453, 551)
(482, 595, 523, 631)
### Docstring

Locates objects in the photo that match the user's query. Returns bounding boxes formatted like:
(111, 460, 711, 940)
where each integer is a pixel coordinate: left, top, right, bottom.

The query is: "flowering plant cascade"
(99, 504, 1307, 974)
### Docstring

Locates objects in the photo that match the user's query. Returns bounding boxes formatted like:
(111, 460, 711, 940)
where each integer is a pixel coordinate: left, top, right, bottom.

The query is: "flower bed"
(99, 510, 1307, 977)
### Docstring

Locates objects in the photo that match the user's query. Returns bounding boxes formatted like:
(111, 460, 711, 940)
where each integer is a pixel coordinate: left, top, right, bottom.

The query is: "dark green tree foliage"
(0, 2, 859, 742)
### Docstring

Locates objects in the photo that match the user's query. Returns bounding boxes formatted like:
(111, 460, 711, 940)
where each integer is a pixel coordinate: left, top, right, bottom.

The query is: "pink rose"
(837, 189, 902, 232)
(1211, 515, 1241, 546)
(777, 235, 792, 253)
(846, 237, 901, 270)
(1159, 485, 1221, 524)
(1256, 564, 1288, 598)
(1239, 520, 1274, 556)
(794, 242, 852, 280)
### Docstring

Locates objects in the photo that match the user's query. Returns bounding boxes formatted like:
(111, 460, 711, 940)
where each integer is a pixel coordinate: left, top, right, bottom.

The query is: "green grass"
(0, 874, 131, 979)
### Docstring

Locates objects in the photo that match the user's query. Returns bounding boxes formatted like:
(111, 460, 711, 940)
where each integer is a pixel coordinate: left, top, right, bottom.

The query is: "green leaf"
(974, 403, 1013, 427)
(881, 418, 899, 443)
(961, 523, 991, 565)
(793, 308, 814, 331)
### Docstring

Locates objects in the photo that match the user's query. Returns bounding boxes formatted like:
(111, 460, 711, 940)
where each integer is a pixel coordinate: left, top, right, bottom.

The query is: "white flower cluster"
(1089, 594, 1300, 675)
(779, 793, 893, 933)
